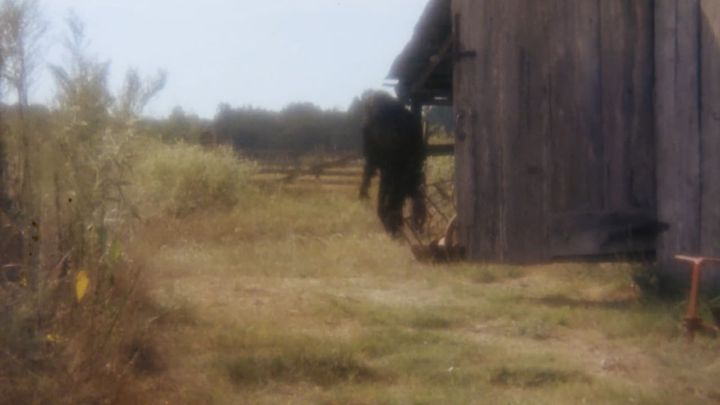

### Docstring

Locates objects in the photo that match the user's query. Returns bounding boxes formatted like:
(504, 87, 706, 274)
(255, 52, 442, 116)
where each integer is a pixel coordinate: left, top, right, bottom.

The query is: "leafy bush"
(0, 13, 169, 403)
(132, 141, 257, 217)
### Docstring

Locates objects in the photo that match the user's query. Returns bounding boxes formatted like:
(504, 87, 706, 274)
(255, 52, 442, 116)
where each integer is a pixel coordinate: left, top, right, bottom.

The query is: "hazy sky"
(32, 0, 428, 118)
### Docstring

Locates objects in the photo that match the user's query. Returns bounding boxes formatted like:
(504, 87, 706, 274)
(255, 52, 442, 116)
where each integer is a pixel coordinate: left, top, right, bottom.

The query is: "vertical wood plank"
(599, 0, 655, 212)
(655, 0, 702, 286)
(451, 0, 472, 253)
(500, 0, 551, 262)
(471, 0, 502, 259)
(452, 0, 482, 260)
(548, 0, 604, 215)
(700, 0, 720, 288)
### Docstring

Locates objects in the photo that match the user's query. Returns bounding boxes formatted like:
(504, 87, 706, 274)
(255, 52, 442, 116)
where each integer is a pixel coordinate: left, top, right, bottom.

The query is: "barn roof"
(388, 0, 452, 105)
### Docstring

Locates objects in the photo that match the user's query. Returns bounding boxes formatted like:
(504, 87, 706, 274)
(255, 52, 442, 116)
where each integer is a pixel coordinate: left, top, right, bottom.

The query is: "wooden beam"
(407, 89, 453, 105)
(410, 35, 454, 95)
(426, 143, 455, 156)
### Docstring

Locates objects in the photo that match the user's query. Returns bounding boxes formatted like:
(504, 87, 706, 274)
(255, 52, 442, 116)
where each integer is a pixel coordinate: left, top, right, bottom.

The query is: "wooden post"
(655, 0, 703, 291)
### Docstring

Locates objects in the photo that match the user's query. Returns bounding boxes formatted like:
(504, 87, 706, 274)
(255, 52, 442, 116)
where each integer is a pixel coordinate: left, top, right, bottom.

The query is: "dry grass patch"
(220, 335, 379, 387)
(489, 366, 589, 388)
(132, 185, 720, 404)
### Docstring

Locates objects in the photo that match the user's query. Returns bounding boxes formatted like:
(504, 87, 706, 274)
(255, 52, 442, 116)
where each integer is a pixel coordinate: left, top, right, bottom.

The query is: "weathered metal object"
(403, 180, 465, 264)
(675, 255, 720, 342)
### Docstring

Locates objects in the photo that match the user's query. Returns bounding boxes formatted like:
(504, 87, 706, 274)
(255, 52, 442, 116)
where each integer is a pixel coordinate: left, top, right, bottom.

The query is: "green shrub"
(132, 142, 257, 217)
(0, 13, 173, 403)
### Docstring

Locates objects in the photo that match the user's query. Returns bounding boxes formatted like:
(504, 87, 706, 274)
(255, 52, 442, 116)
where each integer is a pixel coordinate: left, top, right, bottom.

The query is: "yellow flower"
(46, 334, 60, 343)
(75, 271, 90, 302)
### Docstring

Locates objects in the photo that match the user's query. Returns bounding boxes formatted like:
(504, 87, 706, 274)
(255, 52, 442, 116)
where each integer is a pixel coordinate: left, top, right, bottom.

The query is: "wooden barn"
(389, 0, 720, 288)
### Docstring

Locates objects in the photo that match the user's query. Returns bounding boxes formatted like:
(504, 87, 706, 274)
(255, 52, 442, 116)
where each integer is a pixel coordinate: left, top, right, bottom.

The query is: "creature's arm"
(359, 132, 377, 200)
(359, 158, 377, 200)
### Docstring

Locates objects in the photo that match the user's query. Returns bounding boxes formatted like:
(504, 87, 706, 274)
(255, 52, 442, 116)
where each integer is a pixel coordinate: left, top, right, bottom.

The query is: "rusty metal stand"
(675, 255, 720, 342)
(401, 180, 464, 263)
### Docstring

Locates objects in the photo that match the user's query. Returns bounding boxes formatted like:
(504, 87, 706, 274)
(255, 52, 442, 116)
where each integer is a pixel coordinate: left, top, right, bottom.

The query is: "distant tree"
(0, 24, 7, 215)
(0, 0, 47, 249)
(213, 102, 362, 154)
(0, 0, 47, 108)
(50, 13, 113, 140)
(115, 68, 166, 120)
(281, 102, 323, 152)
(213, 102, 233, 145)
(157, 106, 209, 143)
(49, 12, 167, 267)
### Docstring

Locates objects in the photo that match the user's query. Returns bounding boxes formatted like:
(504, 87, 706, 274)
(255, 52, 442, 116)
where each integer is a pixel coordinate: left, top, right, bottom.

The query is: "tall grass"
(0, 16, 178, 403)
(130, 141, 257, 218)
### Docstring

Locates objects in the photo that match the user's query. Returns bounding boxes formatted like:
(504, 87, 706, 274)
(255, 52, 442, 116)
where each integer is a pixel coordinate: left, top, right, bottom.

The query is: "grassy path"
(132, 190, 720, 404)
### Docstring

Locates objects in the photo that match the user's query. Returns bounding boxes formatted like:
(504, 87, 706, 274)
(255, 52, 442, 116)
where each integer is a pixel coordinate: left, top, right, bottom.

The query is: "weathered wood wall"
(656, 0, 720, 290)
(452, 0, 656, 263)
(701, 1, 720, 289)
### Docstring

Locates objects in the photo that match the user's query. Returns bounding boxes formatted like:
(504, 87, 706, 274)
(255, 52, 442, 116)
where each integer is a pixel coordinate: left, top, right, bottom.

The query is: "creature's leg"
(384, 174, 406, 236)
(411, 193, 427, 231)
(359, 159, 377, 200)
(377, 171, 402, 235)
(386, 195, 405, 236)
(377, 171, 391, 231)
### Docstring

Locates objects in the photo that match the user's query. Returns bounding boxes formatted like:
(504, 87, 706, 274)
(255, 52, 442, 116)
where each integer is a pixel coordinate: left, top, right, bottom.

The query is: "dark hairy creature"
(359, 92, 426, 235)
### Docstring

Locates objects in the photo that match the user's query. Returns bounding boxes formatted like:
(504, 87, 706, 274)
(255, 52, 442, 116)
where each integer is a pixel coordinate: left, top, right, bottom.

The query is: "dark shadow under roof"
(388, 0, 452, 104)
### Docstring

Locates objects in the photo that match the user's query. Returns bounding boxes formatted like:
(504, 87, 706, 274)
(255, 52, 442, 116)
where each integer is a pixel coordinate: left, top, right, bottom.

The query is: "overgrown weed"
(0, 15, 174, 403)
(130, 140, 258, 218)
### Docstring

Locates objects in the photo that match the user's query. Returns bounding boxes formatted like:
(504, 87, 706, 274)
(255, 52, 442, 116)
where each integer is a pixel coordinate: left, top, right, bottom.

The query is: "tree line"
(212, 101, 363, 153)
(157, 99, 454, 155)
